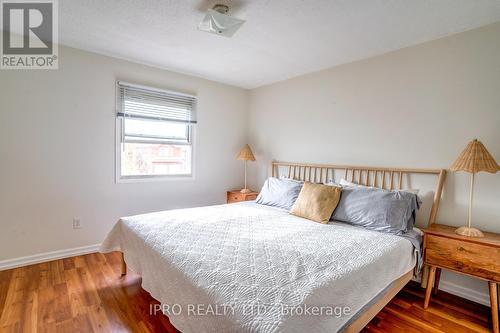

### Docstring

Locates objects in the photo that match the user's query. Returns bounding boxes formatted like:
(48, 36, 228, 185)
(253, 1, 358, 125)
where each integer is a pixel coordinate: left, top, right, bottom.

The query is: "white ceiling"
(60, 0, 500, 89)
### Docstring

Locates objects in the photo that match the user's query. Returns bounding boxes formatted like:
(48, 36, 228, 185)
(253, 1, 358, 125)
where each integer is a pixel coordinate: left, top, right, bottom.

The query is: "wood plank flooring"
(0, 252, 494, 333)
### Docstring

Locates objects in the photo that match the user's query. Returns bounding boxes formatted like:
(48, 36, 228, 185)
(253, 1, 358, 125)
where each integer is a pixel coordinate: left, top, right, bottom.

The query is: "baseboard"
(0, 244, 101, 271)
(438, 280, 491, 307)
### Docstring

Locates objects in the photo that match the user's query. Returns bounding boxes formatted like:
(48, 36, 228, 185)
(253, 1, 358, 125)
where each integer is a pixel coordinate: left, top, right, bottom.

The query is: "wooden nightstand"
(423, 224, 500, 333)
(226, 190, 258, 204)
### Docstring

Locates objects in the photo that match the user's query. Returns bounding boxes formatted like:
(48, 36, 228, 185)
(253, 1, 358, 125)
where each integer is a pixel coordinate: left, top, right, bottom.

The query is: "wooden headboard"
(272, 161, 446, 227)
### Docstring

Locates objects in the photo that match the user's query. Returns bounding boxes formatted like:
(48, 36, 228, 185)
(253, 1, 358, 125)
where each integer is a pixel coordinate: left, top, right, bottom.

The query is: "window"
(116, 82, 196, 181)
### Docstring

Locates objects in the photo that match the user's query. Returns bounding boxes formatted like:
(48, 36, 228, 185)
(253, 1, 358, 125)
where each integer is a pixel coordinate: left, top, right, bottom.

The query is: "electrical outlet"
(73, 218, 82, 229)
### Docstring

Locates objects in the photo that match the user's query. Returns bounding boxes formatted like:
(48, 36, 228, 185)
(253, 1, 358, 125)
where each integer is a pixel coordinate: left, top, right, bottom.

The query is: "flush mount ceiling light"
(198, 4, 245, 37)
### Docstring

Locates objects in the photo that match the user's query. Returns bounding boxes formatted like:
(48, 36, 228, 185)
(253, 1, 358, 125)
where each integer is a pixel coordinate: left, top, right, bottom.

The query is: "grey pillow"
(256, 177, 303, 210)
(331, 186, 420, 234)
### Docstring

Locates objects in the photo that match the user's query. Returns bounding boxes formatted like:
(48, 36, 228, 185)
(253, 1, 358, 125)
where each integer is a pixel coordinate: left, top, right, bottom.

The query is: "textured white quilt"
(101, 202, 415, 333)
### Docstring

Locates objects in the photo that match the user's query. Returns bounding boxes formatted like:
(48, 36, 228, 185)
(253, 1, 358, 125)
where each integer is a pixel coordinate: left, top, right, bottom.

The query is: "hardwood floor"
(0, 252, 177, 333)
(0, 252, 494, 333)
(362, 282, 493, 333)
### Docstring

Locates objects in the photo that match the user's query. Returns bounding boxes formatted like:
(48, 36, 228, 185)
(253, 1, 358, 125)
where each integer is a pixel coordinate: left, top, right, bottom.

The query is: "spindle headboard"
(271, 161, 446, 227)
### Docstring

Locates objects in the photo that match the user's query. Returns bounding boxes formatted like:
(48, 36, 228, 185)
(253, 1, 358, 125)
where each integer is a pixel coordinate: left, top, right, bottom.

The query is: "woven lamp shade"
(237, 144, 256, 161)
(450, 139, 500, 174)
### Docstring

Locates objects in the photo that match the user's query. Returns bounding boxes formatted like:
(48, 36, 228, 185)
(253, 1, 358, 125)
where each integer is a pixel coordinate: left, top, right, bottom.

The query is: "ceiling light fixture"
(198, 4, 245, 37)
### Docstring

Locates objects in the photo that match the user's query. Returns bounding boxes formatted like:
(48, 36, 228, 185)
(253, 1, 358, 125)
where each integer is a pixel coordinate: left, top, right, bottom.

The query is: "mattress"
(101, 202, 416, 333)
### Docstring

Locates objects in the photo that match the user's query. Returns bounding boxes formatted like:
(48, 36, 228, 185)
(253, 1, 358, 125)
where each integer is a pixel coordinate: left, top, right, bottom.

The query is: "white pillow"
(323, 181, 340, 186)
(339, 178, 419, 194)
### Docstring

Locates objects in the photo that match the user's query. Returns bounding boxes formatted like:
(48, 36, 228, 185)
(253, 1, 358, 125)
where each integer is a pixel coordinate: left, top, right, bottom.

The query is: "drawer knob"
(458, 246, 465, 251)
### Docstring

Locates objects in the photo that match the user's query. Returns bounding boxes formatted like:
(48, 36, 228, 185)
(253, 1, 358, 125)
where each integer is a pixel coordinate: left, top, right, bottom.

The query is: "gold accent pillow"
(290, 182, 342, 224)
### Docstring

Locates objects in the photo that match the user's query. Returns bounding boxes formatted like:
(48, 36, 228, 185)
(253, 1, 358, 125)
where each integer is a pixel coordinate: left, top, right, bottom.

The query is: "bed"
(101, 161, 446, 333)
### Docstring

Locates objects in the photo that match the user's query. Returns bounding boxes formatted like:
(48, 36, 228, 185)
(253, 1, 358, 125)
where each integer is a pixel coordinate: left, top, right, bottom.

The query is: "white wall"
(248, 22, 500, 304)
(0, 45, 249, 261)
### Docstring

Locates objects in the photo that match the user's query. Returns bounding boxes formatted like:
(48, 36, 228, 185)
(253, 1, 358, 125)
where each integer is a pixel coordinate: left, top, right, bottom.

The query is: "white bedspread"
(101, 202, 415, 333)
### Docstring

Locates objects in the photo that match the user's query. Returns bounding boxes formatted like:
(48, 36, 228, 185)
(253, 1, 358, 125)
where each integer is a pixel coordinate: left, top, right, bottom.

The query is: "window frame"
(123, 117, 193, 145)
(115, 81, 196, 183)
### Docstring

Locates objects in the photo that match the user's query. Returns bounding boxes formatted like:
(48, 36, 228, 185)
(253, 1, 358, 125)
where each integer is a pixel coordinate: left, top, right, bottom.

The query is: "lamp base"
(240, 188, 252, 193)
(455, 226, 484, 238)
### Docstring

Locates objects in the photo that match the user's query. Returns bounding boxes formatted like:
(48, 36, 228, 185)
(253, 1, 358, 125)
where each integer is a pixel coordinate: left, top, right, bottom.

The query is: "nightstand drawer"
(228, 193, 244, 203)
(226, 191, 258, 203)
(425, 234, 500, 282)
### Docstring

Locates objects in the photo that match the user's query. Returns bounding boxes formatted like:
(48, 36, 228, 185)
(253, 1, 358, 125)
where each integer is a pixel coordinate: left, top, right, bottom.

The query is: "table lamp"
(450, 139, 499, 237)
(236, 144, 256, 193)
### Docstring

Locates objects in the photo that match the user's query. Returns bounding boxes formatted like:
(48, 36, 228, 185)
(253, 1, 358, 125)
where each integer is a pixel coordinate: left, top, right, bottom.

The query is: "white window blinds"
(117, 81, 197, 124)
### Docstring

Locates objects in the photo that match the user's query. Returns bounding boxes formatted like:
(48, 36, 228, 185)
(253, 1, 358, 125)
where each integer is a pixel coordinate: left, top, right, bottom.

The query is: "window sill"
(116, 174, 195, 184)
